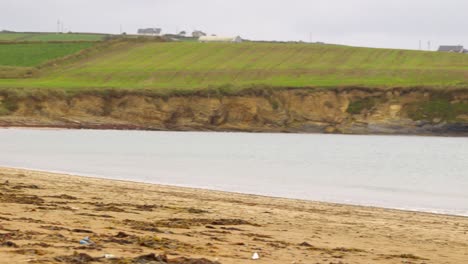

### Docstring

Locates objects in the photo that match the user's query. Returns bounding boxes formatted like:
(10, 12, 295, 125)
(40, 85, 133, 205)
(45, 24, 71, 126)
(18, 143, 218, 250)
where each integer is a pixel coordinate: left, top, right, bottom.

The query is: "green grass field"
(0, 42, 94, 67)
(0, 33, 33, 41)
(0, 32, 106, 42)
(1, 41, 468, 91)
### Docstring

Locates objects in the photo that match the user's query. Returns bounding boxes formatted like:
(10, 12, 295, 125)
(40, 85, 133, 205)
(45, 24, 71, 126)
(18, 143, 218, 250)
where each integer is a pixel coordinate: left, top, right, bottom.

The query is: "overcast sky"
(2, 0, 468, 50)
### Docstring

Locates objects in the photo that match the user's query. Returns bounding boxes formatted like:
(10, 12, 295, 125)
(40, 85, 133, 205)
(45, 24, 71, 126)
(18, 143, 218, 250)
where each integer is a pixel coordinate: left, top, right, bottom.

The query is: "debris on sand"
(1, 230, 43, 240)
(11, 184, 39, 190)
(115, 231, 130, 238)
(220, 227, 243, 231)
(0, 232, 13, 241)
(210, 219, 256, 226)
(13, 248, 47, 256)
(134, 204, 161, 211)
(132, 253, 168, 263)
(385, 253, 429, 261)
(72, 229, 94, 234)
(79, 237, 95, 246)
(103, 236, 136, 245)
(95, 205, 126, 213)
(137, 236, 194, 251)
(155, 218, 259, 229)
(170, 256, 222, 264)
(251, 252, 260, 260)
(187, 208, 210, 214)
(0, 193, 44, 205)
(122, 219, 164, 233)
(128, 253, 221, 264)
(102, 232, 193, 251)
(47, 194, 78, 200)
(1, 241, 18, 248)
(40, 225, 70, 231)
(77, 213, 114, 218)
(299, 241, 313, 247)
(54, 252, 98, 263)
(103, 254, 116, 259)
(26, 242, 51, 248)
(14, 217, 47, 224)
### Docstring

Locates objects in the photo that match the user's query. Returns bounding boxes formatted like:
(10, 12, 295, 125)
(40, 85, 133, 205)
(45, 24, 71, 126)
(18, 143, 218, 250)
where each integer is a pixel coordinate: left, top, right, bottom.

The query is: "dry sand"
(0, 167, 467, 264)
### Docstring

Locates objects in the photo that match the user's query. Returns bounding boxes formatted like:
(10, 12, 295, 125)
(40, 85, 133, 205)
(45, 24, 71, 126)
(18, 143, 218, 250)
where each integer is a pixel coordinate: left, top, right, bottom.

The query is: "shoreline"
(2, 165, 467, 219)
(1, 125, 466, 142)
(1, 167, 467, 263)
(1, 124, 467, 138)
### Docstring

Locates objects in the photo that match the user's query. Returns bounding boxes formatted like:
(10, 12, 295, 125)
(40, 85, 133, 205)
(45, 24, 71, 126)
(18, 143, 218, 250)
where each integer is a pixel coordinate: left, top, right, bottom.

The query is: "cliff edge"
(0, 87, 467, 136)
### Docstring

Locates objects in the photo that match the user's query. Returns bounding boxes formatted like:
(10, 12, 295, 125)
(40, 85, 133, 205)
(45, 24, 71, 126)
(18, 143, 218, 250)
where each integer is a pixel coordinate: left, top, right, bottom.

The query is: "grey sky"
(2, 0, 467, 50)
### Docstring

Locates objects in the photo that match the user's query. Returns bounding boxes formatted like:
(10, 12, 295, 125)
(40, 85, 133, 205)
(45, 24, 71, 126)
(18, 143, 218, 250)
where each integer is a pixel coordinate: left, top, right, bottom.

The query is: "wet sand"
(0, 167, 467, 264)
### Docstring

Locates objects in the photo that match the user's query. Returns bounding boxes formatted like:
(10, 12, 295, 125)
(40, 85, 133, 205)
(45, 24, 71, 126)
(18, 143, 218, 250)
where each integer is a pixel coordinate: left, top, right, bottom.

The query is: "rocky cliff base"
(0, 87, 467, 135)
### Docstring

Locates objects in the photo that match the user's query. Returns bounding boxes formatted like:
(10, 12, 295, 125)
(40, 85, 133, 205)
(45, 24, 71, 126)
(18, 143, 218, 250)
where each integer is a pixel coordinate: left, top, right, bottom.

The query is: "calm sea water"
(1, 129, 467, 216)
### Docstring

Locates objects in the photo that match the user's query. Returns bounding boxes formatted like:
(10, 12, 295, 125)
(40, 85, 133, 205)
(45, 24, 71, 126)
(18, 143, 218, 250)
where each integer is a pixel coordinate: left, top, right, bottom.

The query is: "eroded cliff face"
(0, 88, 467, 135)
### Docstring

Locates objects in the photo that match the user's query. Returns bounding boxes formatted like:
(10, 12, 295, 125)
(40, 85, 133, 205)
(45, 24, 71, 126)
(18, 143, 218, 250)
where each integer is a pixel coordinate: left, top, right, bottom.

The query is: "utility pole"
(427, 41, 431, 51)
(120, 24, 122, 34)
(419, 40, 421, 50)
(57, 20, 60, 34)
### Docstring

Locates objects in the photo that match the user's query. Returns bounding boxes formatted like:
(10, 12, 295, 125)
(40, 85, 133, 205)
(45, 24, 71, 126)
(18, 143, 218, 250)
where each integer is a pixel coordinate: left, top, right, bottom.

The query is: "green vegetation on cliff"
(1, 40, 468, 91)
(407, 98, 468, 122)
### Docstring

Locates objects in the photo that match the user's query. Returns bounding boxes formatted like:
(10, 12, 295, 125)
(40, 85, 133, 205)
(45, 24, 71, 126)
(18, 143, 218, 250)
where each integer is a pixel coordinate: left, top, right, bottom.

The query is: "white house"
(199, 36, 243, 43)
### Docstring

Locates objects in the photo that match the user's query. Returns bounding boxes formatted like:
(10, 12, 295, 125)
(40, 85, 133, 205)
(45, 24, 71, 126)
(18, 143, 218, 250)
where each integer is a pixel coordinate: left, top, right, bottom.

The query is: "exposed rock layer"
(0, 88, 467, 135)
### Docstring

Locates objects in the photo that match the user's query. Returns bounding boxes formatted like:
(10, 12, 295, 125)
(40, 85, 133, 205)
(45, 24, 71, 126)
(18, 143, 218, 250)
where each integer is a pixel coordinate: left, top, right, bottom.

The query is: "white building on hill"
(199, 36, 243, 43)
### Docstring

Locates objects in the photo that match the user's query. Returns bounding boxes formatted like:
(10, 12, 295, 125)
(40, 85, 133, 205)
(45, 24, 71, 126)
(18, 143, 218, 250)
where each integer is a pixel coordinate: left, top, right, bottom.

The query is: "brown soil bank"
(0, 87, 467, 135)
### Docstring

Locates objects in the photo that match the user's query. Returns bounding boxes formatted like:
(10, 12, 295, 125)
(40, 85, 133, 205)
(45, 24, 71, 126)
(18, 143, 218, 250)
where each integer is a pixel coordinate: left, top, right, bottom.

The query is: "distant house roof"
(438, 45, 464, 53)
(137, 28, 161, 35)
(192, 30, 206, 37)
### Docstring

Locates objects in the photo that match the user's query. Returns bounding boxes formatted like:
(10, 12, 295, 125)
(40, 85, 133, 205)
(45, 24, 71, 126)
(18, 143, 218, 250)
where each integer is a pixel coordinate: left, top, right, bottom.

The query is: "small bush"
(347, 97, 377, 114)
(407, 99, 468, 122)
(0, 96, 18, 115)
(271, 100, 279, 110)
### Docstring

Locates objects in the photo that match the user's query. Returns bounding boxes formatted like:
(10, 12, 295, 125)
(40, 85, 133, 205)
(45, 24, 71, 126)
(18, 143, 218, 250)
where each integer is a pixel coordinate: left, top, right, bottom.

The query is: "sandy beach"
(0, 167, 467, 264)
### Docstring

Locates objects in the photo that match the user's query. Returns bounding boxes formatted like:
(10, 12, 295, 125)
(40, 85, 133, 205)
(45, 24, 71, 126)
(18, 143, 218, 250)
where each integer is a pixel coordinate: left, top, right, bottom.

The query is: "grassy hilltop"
(1, 40, 468, 92)
(0, 32, 106, 42)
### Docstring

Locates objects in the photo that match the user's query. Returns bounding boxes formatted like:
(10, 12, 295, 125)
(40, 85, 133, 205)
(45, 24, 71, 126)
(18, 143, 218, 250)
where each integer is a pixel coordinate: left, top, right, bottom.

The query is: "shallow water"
(1, 129, 467, 216)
